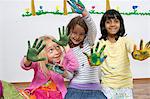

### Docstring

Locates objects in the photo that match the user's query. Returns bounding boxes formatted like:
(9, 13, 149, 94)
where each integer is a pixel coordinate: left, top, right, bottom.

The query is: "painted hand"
(27, 38, 46, 62)
(52, 26, 69, 46)
(132, 39, 150, 61)
(84, 42, 107, 66)
(46, 63, 64, 74)
(67, 0, 85, 14)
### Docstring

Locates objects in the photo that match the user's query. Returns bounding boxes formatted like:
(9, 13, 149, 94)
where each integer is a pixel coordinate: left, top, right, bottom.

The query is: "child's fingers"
(52, 39, 64, 46)
(70, 0, 76, 3)
(70, 7, 75, 13)
(63, 26, 65, 35)
(58, 27, 62, 38)
(99, 45, 106, 55)
(76, 3, 83, 10)
(36, 39, 43, 49)
(37, 44, 46, 54)
(78, 0, 85, 8)
(95, 42, 99, 52)
(46, 63, 53, 70)
(145, 41, 150, 48)
(67, 1, 72, 6)
(52, 39, 58, 43)
(37, 57, 46, 61)
(133, 44, 137, 51)
(28, 41, 31, 49)
(67, 0, 76, 9)
(140, 39, 143, 50)
(83, 52, 89, 58)
(100, 55, 107, 63)
(91, 47, 93, 54)
(32, 38, 38, 48)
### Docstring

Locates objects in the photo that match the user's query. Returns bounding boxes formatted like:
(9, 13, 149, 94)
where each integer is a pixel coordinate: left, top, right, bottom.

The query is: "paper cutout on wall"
(31, 0, 36, 16)
(106, 0, 111, 11)
(22, 0, 150, 17)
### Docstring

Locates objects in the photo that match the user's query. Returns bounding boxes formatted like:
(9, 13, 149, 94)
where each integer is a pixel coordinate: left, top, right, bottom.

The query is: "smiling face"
(46, 39, 62, 63)
(69, 24, 86, 45)
(100, 9, 125, 41)
(105, 18, 120, 36)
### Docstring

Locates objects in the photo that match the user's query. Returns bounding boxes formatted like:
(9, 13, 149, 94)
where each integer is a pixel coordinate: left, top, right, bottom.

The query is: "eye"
(55, 46, 60, 50)
(49, 49, 53, 53)
(71, 32, 76, 35)
(105, 20, 111, 24)
(79, 33, 85, 36)
(114, 19, 120, 23)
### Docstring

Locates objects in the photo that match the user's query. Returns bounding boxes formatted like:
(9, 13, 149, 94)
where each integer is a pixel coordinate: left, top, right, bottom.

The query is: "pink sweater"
(21, 49, 78, 98)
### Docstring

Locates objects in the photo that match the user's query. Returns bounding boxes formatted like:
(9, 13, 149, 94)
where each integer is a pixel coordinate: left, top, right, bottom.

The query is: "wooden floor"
(12, 79, 150, 99)
(133, 79, 150, 99)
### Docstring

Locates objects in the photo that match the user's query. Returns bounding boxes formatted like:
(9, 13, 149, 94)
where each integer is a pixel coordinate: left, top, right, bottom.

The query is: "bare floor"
(133, 79, 150, 99)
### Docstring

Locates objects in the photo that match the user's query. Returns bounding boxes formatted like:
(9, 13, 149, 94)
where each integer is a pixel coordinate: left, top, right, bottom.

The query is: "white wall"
(0, 0, 149, 82)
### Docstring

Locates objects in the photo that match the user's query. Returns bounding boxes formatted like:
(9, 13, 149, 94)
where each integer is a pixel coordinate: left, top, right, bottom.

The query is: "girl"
(98, 9, 150, 99)
(0, 35, 77, 99)
(20, 35, 78, 99)
(59, 0, 106, 98)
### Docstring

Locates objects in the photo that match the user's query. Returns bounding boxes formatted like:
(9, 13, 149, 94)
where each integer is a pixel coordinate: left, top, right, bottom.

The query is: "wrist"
(64, 44, 70, 52)
(24, 56, 32, 67)
(62, 70, 68, 77)
(82, 9, 88, 17)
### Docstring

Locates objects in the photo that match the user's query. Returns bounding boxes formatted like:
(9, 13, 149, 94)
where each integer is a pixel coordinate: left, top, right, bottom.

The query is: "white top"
(69, 13, 100, 84)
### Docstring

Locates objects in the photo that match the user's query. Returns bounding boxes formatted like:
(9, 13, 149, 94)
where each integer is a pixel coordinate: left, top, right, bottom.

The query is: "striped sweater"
(68, 13, 102, 90)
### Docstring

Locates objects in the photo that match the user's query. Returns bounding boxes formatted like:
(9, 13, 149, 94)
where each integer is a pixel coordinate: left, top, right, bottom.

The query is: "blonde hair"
(37, 35, 56, 76)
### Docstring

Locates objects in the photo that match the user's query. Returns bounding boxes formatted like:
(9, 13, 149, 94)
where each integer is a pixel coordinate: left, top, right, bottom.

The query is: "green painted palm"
(84, 42, 107, 66)
(52, 26, 69, 46)
(27, 38, 46, 62)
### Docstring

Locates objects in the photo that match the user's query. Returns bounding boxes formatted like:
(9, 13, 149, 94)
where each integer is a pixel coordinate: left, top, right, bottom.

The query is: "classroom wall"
(0, 0, 149, 82)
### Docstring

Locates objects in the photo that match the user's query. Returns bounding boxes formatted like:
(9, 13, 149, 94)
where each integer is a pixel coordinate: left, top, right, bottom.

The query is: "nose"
(54, 48, 61, 55)
(110, 21, 115, 26)
(74, 33, 81, 39)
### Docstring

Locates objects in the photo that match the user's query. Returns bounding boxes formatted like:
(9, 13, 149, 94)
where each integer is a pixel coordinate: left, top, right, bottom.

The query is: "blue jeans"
(65, 88, 107, 99)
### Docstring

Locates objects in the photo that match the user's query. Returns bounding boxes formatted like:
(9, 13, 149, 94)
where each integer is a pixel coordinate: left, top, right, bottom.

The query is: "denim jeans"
(65, 88, 107, 99)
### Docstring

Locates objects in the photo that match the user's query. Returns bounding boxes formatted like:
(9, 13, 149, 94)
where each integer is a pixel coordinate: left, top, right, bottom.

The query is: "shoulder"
(120, 36, 134, 44)
(120, 36, 132, 41)
(98, 39, 107, 45)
